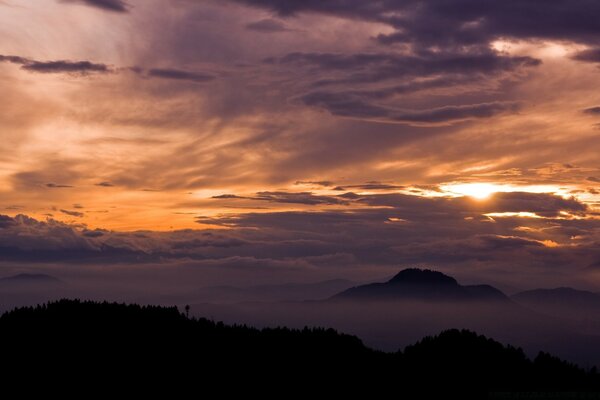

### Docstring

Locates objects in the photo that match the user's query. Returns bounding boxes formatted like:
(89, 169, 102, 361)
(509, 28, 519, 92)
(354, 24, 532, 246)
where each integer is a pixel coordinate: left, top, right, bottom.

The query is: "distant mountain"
(0, 273, 61, 284)
(513, 287, 600, 306)
(332, 268, 508, 302)
(512, 287, 600, 323)
(0, 299, 597, 395)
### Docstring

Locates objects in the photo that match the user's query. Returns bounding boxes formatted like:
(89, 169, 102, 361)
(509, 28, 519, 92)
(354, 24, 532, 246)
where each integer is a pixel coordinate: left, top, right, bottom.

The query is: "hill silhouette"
(0, 299, 598, 396)
(332, 268, 508, 302)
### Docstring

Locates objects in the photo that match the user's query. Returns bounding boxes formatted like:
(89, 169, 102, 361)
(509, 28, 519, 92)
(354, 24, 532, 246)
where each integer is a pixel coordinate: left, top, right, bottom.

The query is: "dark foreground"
(1, 299, 599, 398)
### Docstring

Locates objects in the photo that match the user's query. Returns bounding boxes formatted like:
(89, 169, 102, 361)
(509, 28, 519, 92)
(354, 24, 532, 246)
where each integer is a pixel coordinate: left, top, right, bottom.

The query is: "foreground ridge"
(1, 299, 598, 396)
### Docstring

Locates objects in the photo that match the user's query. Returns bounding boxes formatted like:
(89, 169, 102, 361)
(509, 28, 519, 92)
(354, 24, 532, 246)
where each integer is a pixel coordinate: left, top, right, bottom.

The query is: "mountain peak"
(331, 268, 507, 302)
(388, 268, 458, 286)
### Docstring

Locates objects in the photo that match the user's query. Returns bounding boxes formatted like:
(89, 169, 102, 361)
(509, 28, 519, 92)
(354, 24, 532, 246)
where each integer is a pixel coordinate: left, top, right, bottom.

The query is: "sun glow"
(441, 183, 503, 200)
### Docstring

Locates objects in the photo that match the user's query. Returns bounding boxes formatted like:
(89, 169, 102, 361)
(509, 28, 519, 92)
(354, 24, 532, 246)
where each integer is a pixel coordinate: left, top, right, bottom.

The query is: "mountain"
(0, 299, 597, 396)
(0, 273, 61, 284)
(512, 287, 600, 324)
(513, 287, 600, 307)
(332, 268, 508, 302)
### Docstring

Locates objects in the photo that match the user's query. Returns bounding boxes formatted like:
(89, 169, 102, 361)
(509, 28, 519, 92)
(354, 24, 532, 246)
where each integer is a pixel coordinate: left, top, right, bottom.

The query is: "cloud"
(59, 0, 129, 13)
(0, 55, 216, 84)
(147, 68, 216, 83)
(232, 0, 600, 48)
(0, 185, 598, 290)
(23, 60, 111, 74)
(46, 183, 74, 188)
(275, 51, 540, 85)
(0, 55, 29, 64)
(295, 181, 334, 187)
(357, 191, 588, 219)
(573, 48, 600, 63)
(301, 91, 519, 124)
(583, 107, 600, 115)
(266, 50, 536, 124)
(60, 209, 84, 217)
(334, 183, 404, 191)
(246, 18, 292, 32)
(253, 191, 348, 205)
(95, 181, 115, 187)
(0, 54, 111, 75)
(212, 191, 348, 205)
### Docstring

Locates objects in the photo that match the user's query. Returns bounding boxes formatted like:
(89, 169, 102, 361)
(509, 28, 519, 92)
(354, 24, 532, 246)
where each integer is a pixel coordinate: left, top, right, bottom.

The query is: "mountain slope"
(0, 299, 598, 396)
(512, 287, 600, 325)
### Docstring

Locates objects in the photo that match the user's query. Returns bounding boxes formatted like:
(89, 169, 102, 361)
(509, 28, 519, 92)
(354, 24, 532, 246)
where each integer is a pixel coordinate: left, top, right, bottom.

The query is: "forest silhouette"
(0, 299, 599, 397)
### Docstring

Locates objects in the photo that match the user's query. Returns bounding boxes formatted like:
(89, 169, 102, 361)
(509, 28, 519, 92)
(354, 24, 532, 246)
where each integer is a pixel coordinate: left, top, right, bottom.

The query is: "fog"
(3, 273, 600, 368)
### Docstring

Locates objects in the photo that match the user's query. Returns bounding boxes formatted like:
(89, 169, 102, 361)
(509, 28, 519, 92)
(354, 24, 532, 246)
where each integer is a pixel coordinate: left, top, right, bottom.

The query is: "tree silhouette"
(0, 299, 597, 397)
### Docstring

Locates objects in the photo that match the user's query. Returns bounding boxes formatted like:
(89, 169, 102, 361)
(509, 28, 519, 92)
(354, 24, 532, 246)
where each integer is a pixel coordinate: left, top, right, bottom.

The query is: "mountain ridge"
(332, 268, 509, 302)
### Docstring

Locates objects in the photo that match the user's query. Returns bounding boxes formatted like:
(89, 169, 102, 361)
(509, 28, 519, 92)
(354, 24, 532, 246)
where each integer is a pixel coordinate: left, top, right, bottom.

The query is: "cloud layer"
(0, 0, 600, 290)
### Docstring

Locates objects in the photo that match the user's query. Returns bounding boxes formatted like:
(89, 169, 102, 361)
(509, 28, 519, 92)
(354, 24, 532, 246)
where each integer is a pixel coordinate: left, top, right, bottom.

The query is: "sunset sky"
(2, 0, 600, 290)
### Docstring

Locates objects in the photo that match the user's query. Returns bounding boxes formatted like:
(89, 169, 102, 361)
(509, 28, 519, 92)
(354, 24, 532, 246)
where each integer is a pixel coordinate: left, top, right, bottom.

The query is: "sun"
(442, 183, 500, 200)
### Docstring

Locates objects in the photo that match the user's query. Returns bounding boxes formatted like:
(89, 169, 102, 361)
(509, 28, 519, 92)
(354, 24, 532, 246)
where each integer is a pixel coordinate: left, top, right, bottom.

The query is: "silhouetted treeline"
(0, 299, 598, 398)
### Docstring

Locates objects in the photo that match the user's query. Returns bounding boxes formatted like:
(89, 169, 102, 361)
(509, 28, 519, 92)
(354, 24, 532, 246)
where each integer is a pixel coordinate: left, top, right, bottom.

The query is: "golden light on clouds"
(441, 183, 502, 200)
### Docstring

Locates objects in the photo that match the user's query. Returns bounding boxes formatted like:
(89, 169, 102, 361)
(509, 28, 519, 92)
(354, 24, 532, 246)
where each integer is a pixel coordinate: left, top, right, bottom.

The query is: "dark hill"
(333, 268, 508, 302)
(0, 299, 597, 396)
(513, 287, 600, 307)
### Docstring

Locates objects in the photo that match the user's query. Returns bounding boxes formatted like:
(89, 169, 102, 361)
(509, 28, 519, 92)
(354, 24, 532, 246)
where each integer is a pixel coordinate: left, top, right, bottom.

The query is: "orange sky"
(1, 0, 600, 289)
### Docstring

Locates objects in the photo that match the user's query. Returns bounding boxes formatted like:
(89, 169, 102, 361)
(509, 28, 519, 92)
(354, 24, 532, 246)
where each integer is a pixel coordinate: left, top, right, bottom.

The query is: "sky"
(1, 0, 600, 291)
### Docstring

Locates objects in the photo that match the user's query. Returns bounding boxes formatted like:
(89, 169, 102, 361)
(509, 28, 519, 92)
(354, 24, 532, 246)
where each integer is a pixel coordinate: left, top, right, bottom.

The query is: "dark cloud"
(95, 181, 115, 187)
(267, 50, 535, 124)
(295, 181, 334, 187)
(60, 209, 84, 217)
(583, 107, 600, 115)
(0, 215, 16, 229)
(276, 51, 540, 85)
(246, 18, 291, 32)
(60, 0, 129, 13)
(0, 55, 29, 64)
(23, 60, 110, 74)
(82, 229, 105, 237)
(358, 191, 587, 219)
(213, 194, 244, 199)
(573, 48, 600, 63)
(147, 68, 216, 83)
(254, 191, 348, 205)
(46, 183, 73, 188)
(334, 182, 404, 191)
(476, 234, 544, 250)
(0, 54, 111, 75)
(487, 192, 587, 217)
(233, 1, 600, 48)
(0, 54, 218, 84)
(213, 191, 348, 205)
(301, 91, 519, 124)
(588, 177, 600, 183)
